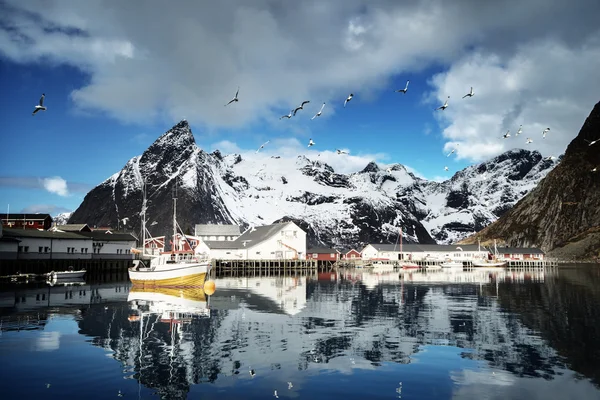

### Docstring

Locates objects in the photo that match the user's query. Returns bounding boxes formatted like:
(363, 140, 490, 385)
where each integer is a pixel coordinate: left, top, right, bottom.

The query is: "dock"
(210, 259, 318, 279)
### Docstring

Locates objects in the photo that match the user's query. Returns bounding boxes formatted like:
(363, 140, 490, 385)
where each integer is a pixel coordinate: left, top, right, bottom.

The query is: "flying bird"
(516, 125, 522, 136)
(386, 167, 393, 173)
(249, 368, 256, 377)
(502, 131, 510, 139)
(462, 87, 474, 98)
(293, 100, 310, 116)
(256, 141, 269, 153)
(444, 166, 449, 171)
(308, 138, 315, 147)
(526, 138, 533, 144)
(344, 93, 353, 107)
(336, 149, 348, 155)
(287, 382, 293, 390)
(592, 167, 598, 172)
(395, 80, 410, 94)
(225, 87, 239, 106)
(447, 148, 457, 157)
(32, 93, 46, 115)
(311, 103, 326, 120)
(584, 138, 600, 146)
(280, 111, 292, 119)
(544, 156, 555, 161)
(435, 96, 449, 111)
(542, 127, 550, 138)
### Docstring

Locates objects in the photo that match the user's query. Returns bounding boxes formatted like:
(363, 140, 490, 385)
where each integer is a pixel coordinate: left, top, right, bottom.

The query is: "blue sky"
(0, 0, 599, 216)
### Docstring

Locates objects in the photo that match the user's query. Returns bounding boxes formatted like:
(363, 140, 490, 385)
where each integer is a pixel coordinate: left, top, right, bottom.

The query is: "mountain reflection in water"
(0, 267, 599, 400)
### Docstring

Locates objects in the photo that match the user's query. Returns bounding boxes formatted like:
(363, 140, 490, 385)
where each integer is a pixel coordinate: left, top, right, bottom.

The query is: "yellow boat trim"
(130, 273, 207, 288)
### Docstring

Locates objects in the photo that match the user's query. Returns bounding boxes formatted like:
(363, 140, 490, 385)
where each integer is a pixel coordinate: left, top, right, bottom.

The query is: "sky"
(0, 0, 599, 216)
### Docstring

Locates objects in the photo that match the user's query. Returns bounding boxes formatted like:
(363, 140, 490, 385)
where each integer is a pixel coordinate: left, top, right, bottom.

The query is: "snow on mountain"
(69, 121, 558, 248)
(53, 212, 72, 225)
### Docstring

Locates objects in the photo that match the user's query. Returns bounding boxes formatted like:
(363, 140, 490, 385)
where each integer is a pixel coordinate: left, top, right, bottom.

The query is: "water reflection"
(0, 268, 599, 400)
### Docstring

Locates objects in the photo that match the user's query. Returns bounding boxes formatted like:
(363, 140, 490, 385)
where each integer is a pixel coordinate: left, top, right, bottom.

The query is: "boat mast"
(141, 180, 147, 255)
(172, 181, 177, 254)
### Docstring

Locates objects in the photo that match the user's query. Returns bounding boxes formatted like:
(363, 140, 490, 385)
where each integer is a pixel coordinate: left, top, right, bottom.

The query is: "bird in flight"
(444, 166, 449, 171)
(344, 93, 353, 107)
(503, 131, 511, 139)
(395, 80, 410, 94)
(308, 138, 315, 147)
(336, 149, 348, 155)
(542, 127, 550, 139)
(462, 87, 474, 98)
(526, 138, 533, 144)
(447, 148, 457, 157)
(516, 125, 522, 136)
(584, 138, 600, 146)
(32, 93, 46, 115)
(256, 141, 269, 153)
(311, 103, 325, 120)
(225, 87, 239, 106)
(293, 100, 310, 116)
(435, 96, 449, 111)
(544, 156, 555, 161)
(280, 110, 292, 120)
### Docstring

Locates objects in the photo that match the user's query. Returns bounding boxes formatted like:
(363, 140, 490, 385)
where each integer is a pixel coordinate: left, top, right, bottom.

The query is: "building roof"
(2, 227, 91, 240)
(234, 222, 294, 249)
(364, 243, 485, 252)
(52, 224, 92, 232)
(76, 231, 137, 242)
(195, 224, 241, 236)
(203, 240, 239, 249)
(1, 213, 52, 221)
(498, 247, 545, 255)
(307, 247, 340, 254)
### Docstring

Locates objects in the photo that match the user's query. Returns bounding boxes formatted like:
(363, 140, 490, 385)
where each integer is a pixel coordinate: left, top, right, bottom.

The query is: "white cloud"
(21, 204, 71, 214)
(429, 35, 600, 161)
(40, 176, 69, 196)
(1, 0, 599, 163)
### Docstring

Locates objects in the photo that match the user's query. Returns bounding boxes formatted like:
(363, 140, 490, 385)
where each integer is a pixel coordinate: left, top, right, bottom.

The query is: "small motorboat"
(440, 260, 464, 268)
(399, 262, 420, 270)
(47, 267, 86, 280)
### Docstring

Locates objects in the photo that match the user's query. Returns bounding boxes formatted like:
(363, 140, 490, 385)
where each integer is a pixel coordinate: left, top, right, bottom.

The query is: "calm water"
(1, 266, 600, 400)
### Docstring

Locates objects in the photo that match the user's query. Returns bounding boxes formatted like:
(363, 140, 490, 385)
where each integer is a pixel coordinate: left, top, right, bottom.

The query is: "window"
(44, 247, 49, 253)
(312, 253, 318, 258)
(81, 248, 85, 253)
(293, 231, 297, 237)
(24, 246, 29, 252)
(18, 246, 23, 252)
(39, 246, 43, 253)
(256, 251, 261, 255)
(330, 253, 335, 258)
(29, 221, 34, 225)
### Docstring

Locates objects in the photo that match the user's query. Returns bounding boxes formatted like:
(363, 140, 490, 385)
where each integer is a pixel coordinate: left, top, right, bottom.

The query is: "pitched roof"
(203, 240, 239, 249)
(1, 213, 52, 221)
(498, 247, 545, 254)
(53, 224, 92, 232)
(233, 222, 292, 248)
(363, 243, 485, 252)
(195, 224, 241, 236)
(76, 231, 137, 242)
(2, 227, 91, 240)
(307, 247, 340, 253)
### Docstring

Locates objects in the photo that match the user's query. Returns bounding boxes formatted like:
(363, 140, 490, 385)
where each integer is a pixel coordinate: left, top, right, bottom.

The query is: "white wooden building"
(361, 243, 490, 262)
(194, 224, 241, 241)
(77, 231, 137, 259)
(194, 221, 306, 260)
(1, 227, 94, 260)
(0, 225, 19, 259)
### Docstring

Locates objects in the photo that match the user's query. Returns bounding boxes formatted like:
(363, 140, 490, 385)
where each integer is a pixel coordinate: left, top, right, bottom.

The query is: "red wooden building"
(342, 249, 361, 260)
(306, 247, 341, 261)
(1, 213, 52, 230)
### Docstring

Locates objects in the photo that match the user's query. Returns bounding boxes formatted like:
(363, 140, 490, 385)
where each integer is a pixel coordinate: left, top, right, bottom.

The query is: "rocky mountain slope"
(460, 101, 600, 260)
(69, 120, 557, 249)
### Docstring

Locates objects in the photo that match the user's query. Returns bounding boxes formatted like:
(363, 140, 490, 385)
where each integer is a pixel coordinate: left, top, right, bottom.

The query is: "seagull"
(344, 93, 353, 107)
(336, 149, 348, 155)
(386, 167, 393, 173)
(502, 130, 511, 139)
(592, 167, 598, 172)
(32, 93, 46, 115)
(444, 166, 449, 171)
(308, 138, 315, 147)
(462, 87, 474, 98)
(544, 156, 555, 161)
(516, 125, 523, 136)
(584, 138, 600, 146)
(435, 96, 449, 111)
(395, 80, 410, 94)
(526, 138, 533, 144)
(447, 148, 457, 157)
(293, 100, 310, 116)
(542, 127, 550, 139)
(311, 103, 325, 120)
(256, 141, 269, 153)
(249, 368, 256, 377)
(274, 390, 279, 398)
(287, 382, 293, 390)
(224, 87, 239, 106)
(280, 111, 292, 119)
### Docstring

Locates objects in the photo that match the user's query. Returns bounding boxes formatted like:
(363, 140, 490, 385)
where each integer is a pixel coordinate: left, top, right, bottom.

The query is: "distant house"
(170, 233, 203, 252)
(196, 221, 306, 260)
(76, 231, 137, 259)
(50, 224, 92, 233)
(194, 224, 241, 241)
(498, 247, 545, 260)
(1, 213, 52, 230)
(361, 243, 489, 261)
(0, 227, 93, 260)
(0, 225, 19, 259)
(306, 248, 341, 261)
(342, 249, 361, 260)
(144, 236, 165, 255)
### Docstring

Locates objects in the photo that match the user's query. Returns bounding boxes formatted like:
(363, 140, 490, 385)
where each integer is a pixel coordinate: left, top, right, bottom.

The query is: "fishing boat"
(472, 240, 507, 268)
(372, 262, 395, 273)
(128, 184, 210, 288)
(46, 267, 86, 280)
(396, 227, 421, 270)
(440, 260, 464, 268)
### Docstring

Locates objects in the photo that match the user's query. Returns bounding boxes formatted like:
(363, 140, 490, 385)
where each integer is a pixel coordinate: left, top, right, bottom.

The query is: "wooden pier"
(334, 258, 559, 269)
(211, 259, 318, 279)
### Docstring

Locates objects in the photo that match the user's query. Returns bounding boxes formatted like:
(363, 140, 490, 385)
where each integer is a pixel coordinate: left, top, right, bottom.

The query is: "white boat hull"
(472, 260, 507, 268)
(47, 270, 86, 280)
(128, 261, 209, 287)
(440, 261, 464, 268)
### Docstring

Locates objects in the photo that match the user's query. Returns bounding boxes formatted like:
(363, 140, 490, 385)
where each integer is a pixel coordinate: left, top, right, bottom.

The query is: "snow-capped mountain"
(68, 120, 557, 248)
(53, 212, 72, 225)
